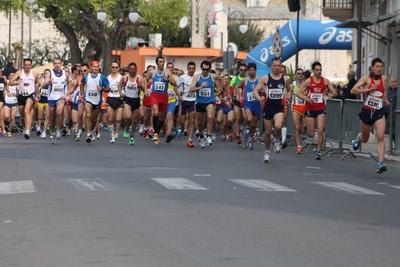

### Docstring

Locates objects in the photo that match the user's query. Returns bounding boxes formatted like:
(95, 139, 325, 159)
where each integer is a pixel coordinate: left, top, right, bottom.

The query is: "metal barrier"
(323, 99, 344, 156)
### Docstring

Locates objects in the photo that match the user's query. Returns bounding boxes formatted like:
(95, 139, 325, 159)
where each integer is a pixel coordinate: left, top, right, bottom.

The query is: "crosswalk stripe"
(0, 180, 36, 194)
(151, 178, 208, 190)
(311, 182, 384, 195)
(229, 179, 296, 192)
(67, 179, 110, 191)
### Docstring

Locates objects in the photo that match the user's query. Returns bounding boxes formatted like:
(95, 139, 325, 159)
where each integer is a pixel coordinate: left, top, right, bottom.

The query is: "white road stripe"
(229, 179, 296, 192)
(193, 174, 211, 177)
(386, 185, 400, 190)
(0, 180, 36, 194)
(151, 178, 208, 190)
(306, 166, 322, 169)
(311, 182, 384, 195)
(68, 179, 110, 191)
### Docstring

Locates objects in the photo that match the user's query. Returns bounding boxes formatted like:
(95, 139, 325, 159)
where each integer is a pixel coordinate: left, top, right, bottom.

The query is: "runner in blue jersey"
(189, 60, 221, 148)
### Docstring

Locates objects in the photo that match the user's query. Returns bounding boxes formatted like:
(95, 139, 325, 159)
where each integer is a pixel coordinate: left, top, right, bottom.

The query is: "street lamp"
(209, 7, 248, 74)
(97, 1, 139, 23)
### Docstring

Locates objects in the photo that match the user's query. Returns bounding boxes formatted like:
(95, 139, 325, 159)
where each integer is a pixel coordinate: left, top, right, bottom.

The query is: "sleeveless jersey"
(265, 74, 285, 108)
(5, 84, 17, 104)
(151, 69, 168, 94)
(84, 74, 102, 105)
(123, 75, 141, 99)
(19, 70, 36, 96)
(306, 76, 326, 111)
(195, 74, 215, 104)
(292, 84, 306, 113)
(244, 76, 259, 103)
(363, 76, 385, 111)
(107, 74, 122, 98)
(48, 69, 67, 101)
(168, 74, 178, 104)
(177, 74, 195, 102)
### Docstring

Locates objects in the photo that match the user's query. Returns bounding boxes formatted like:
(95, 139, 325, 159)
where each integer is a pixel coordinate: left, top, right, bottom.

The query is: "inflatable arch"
(246, 19, 353, 76)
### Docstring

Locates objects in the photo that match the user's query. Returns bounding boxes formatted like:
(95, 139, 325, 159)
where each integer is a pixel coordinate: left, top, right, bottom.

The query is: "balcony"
(322, 0, 354, 21)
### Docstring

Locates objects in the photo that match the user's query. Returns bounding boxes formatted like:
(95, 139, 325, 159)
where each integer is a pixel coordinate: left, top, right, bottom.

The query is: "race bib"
(21, 91, 29, 96)
(215, 96, 221, 104)
(310, 93, 323, 103)
(268, 88, 283, 99)
(88, 90, 98, 97)
(247, 92, 256, 102)
(41, 89, 48, 97)
(126, 85, 137, 91)
(365, 95, 382, 110)
(110, 85, 118, 94)
(295, 96, 305, 105)
(154, 82, 165, 91)
(53, 84, 64, 93)
(199, 88, 211, 97)
(168, 90, 175, 98)
(187, 92, 196, 99)
(0, 83, 4, 91)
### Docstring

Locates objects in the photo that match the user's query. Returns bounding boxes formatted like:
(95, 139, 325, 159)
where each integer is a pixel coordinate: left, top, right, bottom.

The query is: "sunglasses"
(111, 66, 119, 69)
(202, 68, 210, 71)
(239, 69, 246, 71)
(82, 69, 88, 72)
(297, 72, 304, 75)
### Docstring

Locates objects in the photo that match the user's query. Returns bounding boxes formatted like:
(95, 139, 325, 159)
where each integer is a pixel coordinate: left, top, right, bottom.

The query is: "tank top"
(151, 69, 168, 94)
(363, 76, 385, 111)
(85, 74, 102, 105)
(107, 74, 122, 98)
(265, 74, 285, 108)
(292, 84, 306, 111)
(306, 76, 326, 111)
(19, 70, 36, 96)
(168, 74, 178, 104)
(244, 76, 259, 103)
(195, 74, 215, 104)
(5, 84, 17, 104)
(48, 69, 67, 101)
(123, 75, 140, 99)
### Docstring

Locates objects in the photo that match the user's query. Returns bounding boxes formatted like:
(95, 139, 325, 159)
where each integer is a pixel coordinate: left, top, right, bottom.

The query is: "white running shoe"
(56, 130, 61, 139)
(263, 152, 270, 163)
(41, 131, 47, 139)
(200, 138, 206, 148)
(114, 132, 119, 139)
(139, 124, 144, 134)
(206, 136, 213, 146)
(91, 132, 96, 142)
(274, 140, 281, 153)
(50, 133, 56, 144)
(96, 133, 101, 139)
(110, 138, 115, 143)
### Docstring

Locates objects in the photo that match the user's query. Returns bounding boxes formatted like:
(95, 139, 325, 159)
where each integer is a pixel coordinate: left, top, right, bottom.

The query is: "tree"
(0, 0, 189, 72)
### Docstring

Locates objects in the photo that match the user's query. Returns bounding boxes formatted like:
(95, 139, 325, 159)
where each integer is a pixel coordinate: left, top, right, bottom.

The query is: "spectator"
(2, 61, 17, 78)
(342, 70, 357, 100)
(385, 77, 397, 145)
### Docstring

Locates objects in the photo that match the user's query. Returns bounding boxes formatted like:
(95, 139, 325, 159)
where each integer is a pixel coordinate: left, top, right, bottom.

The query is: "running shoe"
(247, 138, 253, 150)
(91, 132, 96, 142)
(36, 127, 41, 136)
(187, 140, 194, 147)
(352, 139, 361, 151)
(166, 134, 173, 143)
(56, 130, 61, 139)
(74, 130, 81, 141)
(62, 128, 67, 136)
(110, 136, 115, 143)
(274, 141, 281, 153)
(206, 136, 213, 146)
(86, 134, 92, 143)
(114, 132, 119, 139)
(263, 152, 270, 163)
(96, 133, 101, 139)
(143, 130, 148, 139)
(67, 129, 71, 136)
(221, 136, 226, 142)
(7, 132, 12, 138)
(376, 162, 387, 174)
(24, 130, 30, 139)
(123, 127, 129, 138)
(200, 137, 206, 148)
(236, 136, 242, 145)
(282, 140, 288, 149)
(148, 128, 154, 139)
(129, 136, 135, 145)
(41, 131, 47, 139)
(177, 128, 182, 139)
(50, 133, 56, 144)
(244, 128, 250, 139)
(211, 134, 216, 142)
(315, 150, 322, 160)
(139, 124, 144, 135)
(296, 145, 302, 154)
(183, 129, 188, 136)
(153, 133, 159, 144)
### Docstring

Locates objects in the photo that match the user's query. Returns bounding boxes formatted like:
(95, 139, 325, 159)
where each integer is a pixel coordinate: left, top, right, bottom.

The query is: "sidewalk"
(340, 134, 400, 163)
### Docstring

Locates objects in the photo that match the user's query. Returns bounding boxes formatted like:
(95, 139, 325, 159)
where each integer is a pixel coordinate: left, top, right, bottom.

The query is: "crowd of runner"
(0, 56, 389, 173)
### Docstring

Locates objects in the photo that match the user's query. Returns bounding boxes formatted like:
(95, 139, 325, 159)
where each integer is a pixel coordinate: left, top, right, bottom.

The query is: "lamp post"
(209, 7, 248, 74)
(96, 0, 139, 74)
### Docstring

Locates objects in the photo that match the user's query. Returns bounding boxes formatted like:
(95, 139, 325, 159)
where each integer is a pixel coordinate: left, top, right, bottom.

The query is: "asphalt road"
(1, 132, 399, 267)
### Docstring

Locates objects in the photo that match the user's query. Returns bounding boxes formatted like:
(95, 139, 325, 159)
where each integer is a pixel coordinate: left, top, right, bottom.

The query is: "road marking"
(151, 178, 208, 190)
(138, 167, 178, 170)
(311, 182, 384, 195)
(193, 174, 211, 177)
(306, 166, 322, 169)
(67, 179, 110, 191)
(0, 180, 36, 194)
(229, 179, 296, 192)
